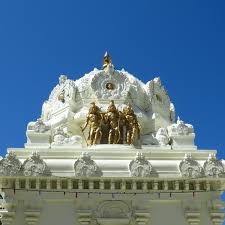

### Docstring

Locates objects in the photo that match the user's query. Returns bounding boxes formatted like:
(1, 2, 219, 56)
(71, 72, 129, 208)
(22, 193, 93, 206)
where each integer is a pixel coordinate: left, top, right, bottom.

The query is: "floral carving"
(203, 154, 225, 177)
(74, 152, 102, 177)
(0, 152, 22, 176)
(27, 118, 50, 133)
(129, 152, 152, 177)
(179, 154, 204, 178)
(22, 152, 50, 176)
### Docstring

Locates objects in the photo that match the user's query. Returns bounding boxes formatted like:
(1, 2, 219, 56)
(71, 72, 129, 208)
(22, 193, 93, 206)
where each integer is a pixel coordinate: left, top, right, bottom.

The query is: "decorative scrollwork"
(22, 152, 50, 176)
(179, 154, 204, 178)
(129, 152, 152, 177)
(0, 152, 22, 176)
(74, 152, 102, 177)
(203, 154, 225, 177)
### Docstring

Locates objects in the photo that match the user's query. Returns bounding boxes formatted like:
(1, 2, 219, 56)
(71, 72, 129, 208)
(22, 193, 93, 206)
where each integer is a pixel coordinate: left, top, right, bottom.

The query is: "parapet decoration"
(203, 154, 225, 177)
(129, 152, 153, 177)
(27, 118, 50, 133)
(74, 152, 102, 177)
(179, 154, 204, 178)
(51, 126, 82, 147)
(0, 152, 22, 176)
(22, 152, 51, 176)
(167, 117, 195, 149)
(167, 117, 194, 136)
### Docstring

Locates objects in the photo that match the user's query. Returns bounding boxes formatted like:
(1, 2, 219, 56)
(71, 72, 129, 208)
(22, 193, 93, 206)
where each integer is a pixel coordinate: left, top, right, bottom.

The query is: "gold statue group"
(81, 101, 140, 146)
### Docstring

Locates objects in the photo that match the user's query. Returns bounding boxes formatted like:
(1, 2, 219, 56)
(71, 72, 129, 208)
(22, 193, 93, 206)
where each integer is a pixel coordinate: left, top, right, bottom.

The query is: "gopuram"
(0, 53, 224, 225)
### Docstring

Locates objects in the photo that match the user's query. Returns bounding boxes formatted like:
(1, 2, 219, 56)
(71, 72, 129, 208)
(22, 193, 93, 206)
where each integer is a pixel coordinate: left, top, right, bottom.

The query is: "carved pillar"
(24, 211, 40, 225)
(0, 211, 15, 225)
(134, 212, 151, 225)
(185, 211, 200, 225)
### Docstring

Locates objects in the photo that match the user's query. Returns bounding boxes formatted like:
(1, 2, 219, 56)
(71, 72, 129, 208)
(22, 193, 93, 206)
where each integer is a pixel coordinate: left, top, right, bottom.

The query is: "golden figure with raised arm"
(81, 102, 103, 145)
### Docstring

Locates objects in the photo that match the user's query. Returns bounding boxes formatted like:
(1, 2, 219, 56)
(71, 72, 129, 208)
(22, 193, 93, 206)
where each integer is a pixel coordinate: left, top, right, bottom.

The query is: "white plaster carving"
(22, 152, 50, 176)
(74, 152, 102, 177)
(145, 77, 175, 130)
(204, 154, 225, 177)
(41, 75, 77, 121)
(155, 128, 170, 146)
(51, 127, 82, 146)
(0, 152, 22, 176)
(129, 152, 152, 177)
(27, 118, 50, 133)
(179, 154, 204, 178)
(91, 69, 131, 100)
(168, 117, 194, 136)
(96, 201, 131, 218)
(167, 117, 196, 149)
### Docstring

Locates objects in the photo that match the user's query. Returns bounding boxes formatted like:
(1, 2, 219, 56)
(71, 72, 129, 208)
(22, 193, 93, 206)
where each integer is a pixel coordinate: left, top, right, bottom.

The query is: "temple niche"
(25, 53, 196, 150)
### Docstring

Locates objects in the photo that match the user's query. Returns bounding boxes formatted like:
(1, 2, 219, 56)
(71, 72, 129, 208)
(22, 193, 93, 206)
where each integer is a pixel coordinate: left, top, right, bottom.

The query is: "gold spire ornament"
(102, 52, 112, 69)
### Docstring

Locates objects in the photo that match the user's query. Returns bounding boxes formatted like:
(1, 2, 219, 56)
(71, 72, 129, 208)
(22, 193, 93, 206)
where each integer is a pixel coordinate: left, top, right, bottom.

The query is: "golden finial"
(102, 51, 112, 69)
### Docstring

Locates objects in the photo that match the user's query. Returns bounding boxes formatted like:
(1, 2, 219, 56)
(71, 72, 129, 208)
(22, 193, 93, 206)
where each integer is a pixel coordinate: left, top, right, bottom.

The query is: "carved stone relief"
(129, 152, 153, 177)
(179, 154, 204, 178)
(91, 69, 131, 99)
(41, 75, 77, 121)
(155, 127, 170, 145)
(0, 152, 22, 176)
(168, 117, 194, 136)
(22, 152, 50, 176)
(74, 152, 102, 177)
(203, 154, 225, 177)
(27, 118, 50, 133)
(96, 201, 131, 219)
(52, 127, 82, 146)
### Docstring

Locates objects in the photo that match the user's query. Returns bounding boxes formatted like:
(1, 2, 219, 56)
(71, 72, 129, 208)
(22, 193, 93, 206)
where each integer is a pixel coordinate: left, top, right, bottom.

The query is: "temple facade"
(0, 53, 224, 225)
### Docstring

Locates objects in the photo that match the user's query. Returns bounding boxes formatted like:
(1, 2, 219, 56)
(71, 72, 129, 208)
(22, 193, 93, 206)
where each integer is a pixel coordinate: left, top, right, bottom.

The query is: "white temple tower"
(0, 53, 224, 225)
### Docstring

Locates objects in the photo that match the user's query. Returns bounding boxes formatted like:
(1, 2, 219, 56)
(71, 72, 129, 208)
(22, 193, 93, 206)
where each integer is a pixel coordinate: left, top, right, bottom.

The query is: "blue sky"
(0, 0, 225, 159)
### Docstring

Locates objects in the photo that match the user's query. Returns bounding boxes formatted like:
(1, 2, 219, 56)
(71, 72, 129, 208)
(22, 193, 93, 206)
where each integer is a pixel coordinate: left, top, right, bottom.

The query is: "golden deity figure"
(81, 102, 103, 145)
(123, 104, 141, 145)
(104, 100, 121, 144)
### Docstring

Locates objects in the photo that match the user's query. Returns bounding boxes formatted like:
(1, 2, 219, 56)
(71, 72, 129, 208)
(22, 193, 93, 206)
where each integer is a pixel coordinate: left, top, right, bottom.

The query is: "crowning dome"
(37, 52, 179, 149)
(0, 53, 225, 225)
